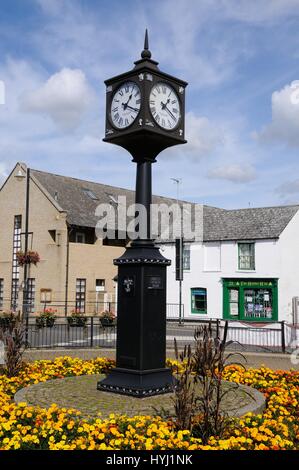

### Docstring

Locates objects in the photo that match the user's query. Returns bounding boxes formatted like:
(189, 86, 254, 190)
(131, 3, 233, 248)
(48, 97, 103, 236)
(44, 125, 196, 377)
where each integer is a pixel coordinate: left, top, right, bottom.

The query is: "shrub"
(0, 311, 26, 377)
(171, 323, 246, 444)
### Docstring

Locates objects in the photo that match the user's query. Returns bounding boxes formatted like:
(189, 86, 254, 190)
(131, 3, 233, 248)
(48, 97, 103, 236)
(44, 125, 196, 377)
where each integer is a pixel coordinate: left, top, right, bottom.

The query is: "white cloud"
(277, 178, 299, 195)
(220, 0, 299, 24)
(21, 68, 94, 129)
(208, 163, 256, 183)
(255, 82, 299, 146)
(185, 112, 224, 157)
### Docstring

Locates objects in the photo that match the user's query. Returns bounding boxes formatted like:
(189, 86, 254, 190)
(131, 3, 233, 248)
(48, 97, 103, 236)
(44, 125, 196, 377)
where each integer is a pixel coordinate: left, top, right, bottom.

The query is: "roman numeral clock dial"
(149, 83, 181, 130)
(110, 81, 141, 129)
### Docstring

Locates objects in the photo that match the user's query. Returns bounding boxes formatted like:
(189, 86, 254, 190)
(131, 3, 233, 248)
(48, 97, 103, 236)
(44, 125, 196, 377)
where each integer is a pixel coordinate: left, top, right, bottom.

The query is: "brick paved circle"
(14, 374, 265, 419)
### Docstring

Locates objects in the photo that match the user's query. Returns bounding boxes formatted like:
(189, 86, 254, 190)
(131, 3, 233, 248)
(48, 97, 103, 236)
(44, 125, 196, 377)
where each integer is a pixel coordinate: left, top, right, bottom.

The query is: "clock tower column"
(98, 31, 187, 397)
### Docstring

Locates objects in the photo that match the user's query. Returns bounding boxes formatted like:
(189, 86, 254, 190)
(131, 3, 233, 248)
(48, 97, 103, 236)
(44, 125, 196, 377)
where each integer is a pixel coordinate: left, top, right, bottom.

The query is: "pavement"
(23, 348, 299, 370)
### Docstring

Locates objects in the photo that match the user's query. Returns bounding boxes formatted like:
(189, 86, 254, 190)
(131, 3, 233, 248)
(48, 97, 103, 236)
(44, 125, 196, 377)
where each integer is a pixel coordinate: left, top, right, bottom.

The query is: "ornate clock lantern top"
(103, 30, 188, 162)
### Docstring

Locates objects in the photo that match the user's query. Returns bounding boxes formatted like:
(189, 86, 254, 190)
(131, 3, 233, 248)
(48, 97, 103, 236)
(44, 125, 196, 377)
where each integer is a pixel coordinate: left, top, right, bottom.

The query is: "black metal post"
(134, 161, 152, 241)
(98, 157, 173, 397)
(90, 316, 94, 348)
(281, 321, 286, 353)
(23, 168, 30, 339)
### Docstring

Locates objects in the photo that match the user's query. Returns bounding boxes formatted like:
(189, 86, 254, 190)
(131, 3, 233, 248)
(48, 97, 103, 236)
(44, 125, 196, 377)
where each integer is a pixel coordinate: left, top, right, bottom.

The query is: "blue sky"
(1, 0, 299, 209)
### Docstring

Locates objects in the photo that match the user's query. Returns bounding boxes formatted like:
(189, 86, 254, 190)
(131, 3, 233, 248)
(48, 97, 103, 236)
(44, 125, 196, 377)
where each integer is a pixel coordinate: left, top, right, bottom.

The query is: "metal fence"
(2, 299, 299, 352)
(24, 317, 116, 349)
(0, 299, 184, 320)
(21, 317, 294, 353)
(220, 320, 287, 353)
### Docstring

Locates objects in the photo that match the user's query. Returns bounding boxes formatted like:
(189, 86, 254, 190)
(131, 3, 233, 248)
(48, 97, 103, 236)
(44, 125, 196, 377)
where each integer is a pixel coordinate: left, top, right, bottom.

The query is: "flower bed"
(0, 357, 299, 450)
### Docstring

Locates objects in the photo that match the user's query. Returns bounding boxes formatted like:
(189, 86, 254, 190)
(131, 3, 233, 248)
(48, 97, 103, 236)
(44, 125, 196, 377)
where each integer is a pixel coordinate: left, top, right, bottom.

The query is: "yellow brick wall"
(0, 163, 124, 315)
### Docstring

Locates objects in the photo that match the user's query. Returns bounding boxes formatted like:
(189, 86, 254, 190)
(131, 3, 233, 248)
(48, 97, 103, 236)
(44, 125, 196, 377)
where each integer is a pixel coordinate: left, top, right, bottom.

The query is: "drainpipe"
(65, 225, 73, 317)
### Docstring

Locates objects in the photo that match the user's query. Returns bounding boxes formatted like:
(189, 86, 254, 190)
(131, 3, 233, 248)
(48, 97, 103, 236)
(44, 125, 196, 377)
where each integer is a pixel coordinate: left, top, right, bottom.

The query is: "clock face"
(149, 83, 181, 130)
(110, 81, 141, 129)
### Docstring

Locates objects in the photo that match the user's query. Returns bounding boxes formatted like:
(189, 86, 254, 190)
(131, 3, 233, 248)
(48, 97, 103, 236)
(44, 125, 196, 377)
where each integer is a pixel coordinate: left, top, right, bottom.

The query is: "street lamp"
(14, 166, 30, 326)
(171, 178, 184, 326)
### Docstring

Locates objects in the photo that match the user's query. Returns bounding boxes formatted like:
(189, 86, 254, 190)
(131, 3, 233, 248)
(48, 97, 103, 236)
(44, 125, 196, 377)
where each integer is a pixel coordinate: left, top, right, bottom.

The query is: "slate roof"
(32, 169, 299, 242)
(202, 205, 299, 241)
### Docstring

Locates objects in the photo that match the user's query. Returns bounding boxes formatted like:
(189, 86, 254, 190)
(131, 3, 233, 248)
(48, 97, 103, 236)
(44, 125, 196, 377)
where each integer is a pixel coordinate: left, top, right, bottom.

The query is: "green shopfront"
(223, 279, 278, 322)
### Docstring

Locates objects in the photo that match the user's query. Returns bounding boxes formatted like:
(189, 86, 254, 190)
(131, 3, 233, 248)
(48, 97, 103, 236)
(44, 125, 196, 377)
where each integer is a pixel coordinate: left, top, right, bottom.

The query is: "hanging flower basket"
(16, 250, 40, 267)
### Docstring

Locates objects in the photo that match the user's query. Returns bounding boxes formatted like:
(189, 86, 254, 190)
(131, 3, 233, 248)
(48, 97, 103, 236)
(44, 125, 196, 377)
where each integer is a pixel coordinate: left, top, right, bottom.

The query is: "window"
(40, 289, 52, 303)
(27, 278, 35, 313)
(76, 278, 86, 313)
(75, 232, 86, 244)
(11, 215, 22, 310)
(0, 279, 3, 309)
(82, 188, 98, 200)
(223, 279, 278, 322)
(48, 230, 56, 242)
(244, 288, 273, 320)
(238, 243, 255, 270)
(183, 245, 190, 270)
(96, 279, 105, 291)
(191, 288, 207, 314)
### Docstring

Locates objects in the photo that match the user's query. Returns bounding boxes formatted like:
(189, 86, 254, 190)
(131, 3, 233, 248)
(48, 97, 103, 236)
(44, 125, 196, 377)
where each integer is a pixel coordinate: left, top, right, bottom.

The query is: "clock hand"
(160, 99, 176, 121)
(164, 105, 176, 121)
(122, 94, 133, 110)
(160, 98, 170, 110)
(126, 105, 139, 112)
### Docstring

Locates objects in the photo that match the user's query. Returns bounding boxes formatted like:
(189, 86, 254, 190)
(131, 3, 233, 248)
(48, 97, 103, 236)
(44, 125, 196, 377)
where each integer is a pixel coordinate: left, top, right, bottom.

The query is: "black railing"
(0, 299, 184, 320)
(24, 316, 116, 349)
(1, 299, 298, 352)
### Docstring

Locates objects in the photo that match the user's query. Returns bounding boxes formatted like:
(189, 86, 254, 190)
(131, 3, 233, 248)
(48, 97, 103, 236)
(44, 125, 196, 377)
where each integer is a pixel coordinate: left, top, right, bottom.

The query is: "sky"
(1, 0, 299, 209)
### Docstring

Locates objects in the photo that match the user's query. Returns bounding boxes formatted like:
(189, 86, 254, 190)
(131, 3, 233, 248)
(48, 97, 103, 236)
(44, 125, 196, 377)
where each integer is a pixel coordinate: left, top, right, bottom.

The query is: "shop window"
(223, 279, 277, 322)
(191, 288, 207, 314)
(238, 243, 255, 270)
(244, 288, 273, 320)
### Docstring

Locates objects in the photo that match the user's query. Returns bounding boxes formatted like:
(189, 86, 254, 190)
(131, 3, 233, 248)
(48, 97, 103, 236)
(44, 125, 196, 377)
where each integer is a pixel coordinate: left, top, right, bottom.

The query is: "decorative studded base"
(97, 367, 175, 397)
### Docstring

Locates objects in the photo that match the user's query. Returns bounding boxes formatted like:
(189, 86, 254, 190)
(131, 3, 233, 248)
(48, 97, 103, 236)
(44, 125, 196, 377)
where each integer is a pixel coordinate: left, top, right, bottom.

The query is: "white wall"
(163, 235, 285, 320)
(276, 210, 299, 324)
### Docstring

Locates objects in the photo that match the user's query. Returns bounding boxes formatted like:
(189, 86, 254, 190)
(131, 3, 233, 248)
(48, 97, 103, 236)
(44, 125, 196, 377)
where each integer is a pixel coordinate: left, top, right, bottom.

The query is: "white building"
(163, 205, 299, 324)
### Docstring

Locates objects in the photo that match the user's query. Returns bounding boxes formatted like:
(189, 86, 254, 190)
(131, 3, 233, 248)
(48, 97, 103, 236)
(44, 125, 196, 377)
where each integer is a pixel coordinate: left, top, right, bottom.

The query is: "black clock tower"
(98, 31, 188, 397)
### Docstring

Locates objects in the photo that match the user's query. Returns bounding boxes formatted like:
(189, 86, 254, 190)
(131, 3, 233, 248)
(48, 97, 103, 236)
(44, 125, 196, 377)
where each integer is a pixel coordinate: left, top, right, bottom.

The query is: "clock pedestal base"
(97, 242, 173, 398)
(97, 367, 174, 397)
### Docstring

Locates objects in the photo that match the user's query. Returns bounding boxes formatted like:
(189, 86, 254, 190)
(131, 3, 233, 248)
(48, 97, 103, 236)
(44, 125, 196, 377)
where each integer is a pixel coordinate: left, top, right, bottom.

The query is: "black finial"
(141, 29, 151, 59)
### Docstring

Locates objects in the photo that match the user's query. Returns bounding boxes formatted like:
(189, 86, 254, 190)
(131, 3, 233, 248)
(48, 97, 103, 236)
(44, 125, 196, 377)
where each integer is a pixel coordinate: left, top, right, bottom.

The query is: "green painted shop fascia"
(222, 278, 278, 322)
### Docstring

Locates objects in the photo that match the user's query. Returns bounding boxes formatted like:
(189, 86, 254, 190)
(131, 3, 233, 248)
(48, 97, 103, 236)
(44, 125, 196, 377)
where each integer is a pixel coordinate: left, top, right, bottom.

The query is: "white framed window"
(11, 215, 22, 310)
(238, 243, 255, 270)
(76, 278, 86, 313)
(183, 245, 191, 270)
